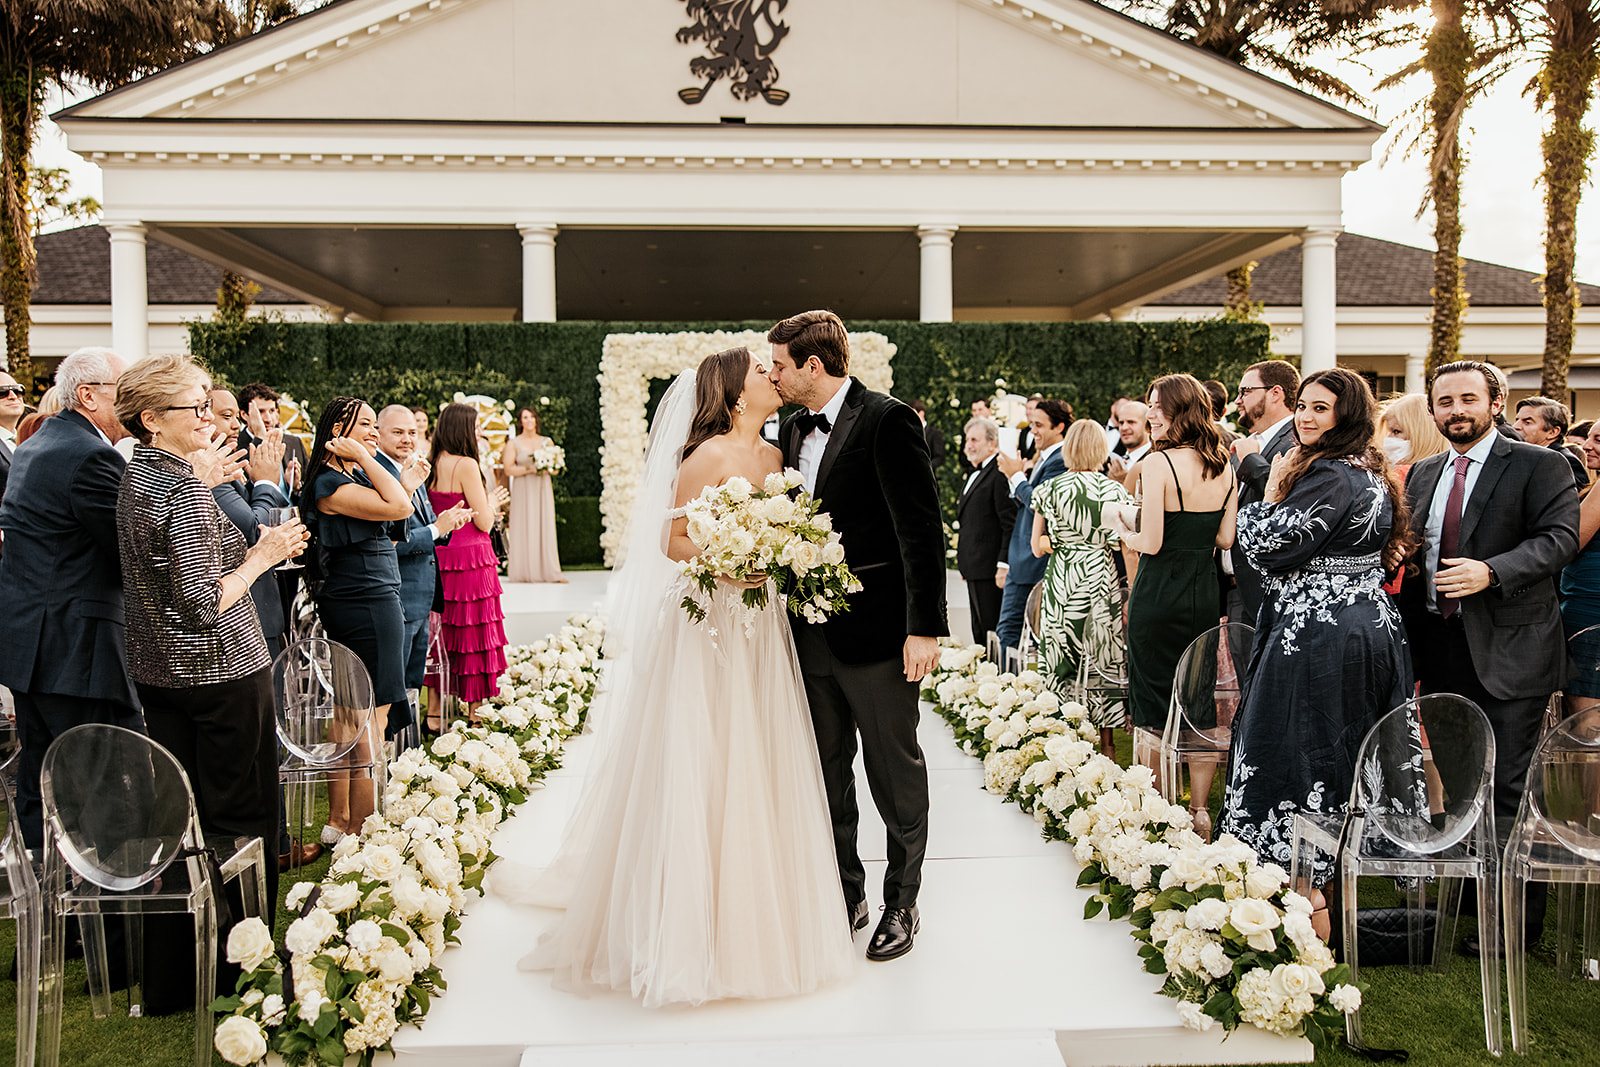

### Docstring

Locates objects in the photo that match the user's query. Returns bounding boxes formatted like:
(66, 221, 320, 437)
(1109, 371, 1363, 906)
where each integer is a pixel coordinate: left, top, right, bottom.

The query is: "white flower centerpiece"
(211, 615, 607, 1067)
(919, 642, 1362, 1048)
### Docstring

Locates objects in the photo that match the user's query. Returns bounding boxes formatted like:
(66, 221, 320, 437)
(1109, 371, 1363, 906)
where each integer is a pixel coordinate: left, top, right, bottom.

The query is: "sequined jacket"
(116, 445, 271, 688)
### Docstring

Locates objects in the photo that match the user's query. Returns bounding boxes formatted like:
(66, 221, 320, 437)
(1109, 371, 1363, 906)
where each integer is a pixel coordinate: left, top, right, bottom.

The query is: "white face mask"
(1382, 437, 1410, 464)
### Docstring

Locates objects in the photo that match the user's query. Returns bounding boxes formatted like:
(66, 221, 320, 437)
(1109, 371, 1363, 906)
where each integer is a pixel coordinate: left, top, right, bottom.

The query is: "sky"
(30, 37, 1597, 282)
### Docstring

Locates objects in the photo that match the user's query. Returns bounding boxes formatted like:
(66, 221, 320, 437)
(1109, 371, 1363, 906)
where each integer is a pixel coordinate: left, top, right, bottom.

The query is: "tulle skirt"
(503, 577, 854, 1007)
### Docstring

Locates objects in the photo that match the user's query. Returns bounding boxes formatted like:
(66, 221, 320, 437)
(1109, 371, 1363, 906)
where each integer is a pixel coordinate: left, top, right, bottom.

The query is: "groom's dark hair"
(768, 310, 850, 377)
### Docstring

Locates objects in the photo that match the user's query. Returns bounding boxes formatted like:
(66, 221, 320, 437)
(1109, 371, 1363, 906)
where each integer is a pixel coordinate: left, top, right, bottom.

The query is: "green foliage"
(555, 496, 603, 565)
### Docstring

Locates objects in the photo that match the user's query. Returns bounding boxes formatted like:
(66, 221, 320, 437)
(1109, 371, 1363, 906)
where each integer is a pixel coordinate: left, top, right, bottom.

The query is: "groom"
(768, 310, 948, 962)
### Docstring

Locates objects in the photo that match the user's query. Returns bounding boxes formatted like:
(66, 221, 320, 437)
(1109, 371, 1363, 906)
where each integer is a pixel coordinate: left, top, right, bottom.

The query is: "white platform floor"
(395, 573, 1311, 1067)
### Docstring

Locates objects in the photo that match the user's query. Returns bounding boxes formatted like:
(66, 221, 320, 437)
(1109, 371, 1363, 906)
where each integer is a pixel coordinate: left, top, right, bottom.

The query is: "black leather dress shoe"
(848, 899, 870, 933)
(867, 905, 919, 961)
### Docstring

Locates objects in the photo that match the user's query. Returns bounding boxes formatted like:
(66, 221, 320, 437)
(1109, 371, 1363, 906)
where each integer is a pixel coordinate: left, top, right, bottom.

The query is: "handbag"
(1355, 906, 1436, 967)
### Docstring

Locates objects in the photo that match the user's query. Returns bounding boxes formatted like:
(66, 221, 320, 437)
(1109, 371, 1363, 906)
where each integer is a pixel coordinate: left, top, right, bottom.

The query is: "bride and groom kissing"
(502, 310, 949, 1006)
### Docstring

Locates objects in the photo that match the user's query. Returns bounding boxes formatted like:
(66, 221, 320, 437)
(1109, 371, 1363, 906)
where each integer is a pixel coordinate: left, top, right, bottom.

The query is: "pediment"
(62, 0, 1373, 132)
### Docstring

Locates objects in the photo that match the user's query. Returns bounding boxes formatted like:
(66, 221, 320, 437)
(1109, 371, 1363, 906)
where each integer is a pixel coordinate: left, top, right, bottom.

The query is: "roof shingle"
(32, 225, 301, 306)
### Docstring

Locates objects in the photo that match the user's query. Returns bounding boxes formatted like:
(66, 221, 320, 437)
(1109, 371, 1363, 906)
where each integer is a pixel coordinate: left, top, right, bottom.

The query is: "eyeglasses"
(1236, 385, 1267, 399)
(0, 385, 23, 398)
(163, 398, 214, 419)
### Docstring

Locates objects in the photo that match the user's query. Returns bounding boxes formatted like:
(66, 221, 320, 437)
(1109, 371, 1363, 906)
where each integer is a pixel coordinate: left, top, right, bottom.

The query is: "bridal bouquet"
(530, 443, 566, 475)
(679, 470, 862, 624)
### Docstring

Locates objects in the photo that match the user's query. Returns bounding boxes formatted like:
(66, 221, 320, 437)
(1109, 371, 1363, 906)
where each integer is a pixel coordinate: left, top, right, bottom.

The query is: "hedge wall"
(190, 318, 1272, 559)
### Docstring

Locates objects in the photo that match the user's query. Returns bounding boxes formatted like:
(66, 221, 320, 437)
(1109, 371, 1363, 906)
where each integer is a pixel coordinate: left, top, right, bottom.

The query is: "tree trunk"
(0, 68, 41, 391)
(1224, 262, 1257, 320)
(1425, 0, 1471, 376)
(1538, 1, 1600, 400)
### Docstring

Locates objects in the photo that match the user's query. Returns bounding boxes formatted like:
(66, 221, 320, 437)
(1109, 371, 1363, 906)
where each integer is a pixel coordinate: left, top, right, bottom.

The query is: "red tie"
(1437, 454, 1470, 618)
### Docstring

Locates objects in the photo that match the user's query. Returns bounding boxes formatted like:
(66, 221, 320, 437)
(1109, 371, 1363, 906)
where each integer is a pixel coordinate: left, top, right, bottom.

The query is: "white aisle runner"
(391, 576, 1310, 1067)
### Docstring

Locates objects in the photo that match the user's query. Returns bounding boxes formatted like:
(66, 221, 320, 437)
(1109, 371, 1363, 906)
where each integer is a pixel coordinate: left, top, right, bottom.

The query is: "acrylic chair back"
(273, 636, 378, 766)
(0, 753, 41, 1067)
(1157, 622, 1253, 804)
(1360, 693, 1494, 857)
(1522, 705, 1600, 861)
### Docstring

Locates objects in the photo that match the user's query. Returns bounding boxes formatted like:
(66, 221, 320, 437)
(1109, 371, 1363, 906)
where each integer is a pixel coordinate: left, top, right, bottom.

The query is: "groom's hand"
(903, 635, 939, 682)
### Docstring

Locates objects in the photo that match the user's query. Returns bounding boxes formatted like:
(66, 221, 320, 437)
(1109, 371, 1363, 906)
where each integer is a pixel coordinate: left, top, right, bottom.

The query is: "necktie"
(1437, 454, 1470, 618)
(796, 411, 832, 437)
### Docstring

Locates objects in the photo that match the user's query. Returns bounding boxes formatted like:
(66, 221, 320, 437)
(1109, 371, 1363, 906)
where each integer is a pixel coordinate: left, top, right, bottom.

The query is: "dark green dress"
(1126, 451, 1231, 730)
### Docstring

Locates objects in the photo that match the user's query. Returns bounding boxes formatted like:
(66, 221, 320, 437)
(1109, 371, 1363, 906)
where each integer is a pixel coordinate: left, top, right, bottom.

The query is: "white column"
(518, 224, 558, 322)
(1405, 351, 1427, 394)
(107, 223, 149, 362)
(1300, 227, 1340, 373)
(917, 224, 957, 323)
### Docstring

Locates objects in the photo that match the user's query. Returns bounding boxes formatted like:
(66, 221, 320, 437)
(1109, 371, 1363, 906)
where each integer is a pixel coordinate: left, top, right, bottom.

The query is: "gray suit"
(1231, 420, 1297, 624)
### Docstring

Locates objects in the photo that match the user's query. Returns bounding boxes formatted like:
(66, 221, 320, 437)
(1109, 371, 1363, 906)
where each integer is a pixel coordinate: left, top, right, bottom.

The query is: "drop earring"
(735, 397, 747, 415)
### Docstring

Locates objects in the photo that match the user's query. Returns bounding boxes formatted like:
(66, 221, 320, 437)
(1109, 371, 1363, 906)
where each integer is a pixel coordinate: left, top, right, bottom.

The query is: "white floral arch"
(598, 330, 895, 565)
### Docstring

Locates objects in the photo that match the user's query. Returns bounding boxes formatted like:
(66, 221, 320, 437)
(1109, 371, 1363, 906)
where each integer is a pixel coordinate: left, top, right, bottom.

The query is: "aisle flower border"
(921, 642, 1363, 1047)
(597, 330, 895, 566)
(211, 616, 607, 1067)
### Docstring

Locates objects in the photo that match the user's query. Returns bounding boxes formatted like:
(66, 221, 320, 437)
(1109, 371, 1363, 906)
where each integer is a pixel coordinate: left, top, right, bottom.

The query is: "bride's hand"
(723, 571, 768, 589)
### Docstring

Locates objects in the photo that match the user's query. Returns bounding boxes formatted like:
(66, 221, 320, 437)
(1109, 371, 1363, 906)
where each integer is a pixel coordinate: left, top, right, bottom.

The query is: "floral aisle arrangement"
(678, 469, 862, 624)
(211, 616, 607, 1067)
(529, 442, 567, 476)
(921, 643, 1362, 1047)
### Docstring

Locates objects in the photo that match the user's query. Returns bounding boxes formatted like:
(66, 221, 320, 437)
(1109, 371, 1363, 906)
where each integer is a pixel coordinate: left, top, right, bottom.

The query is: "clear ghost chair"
(37, 724, 270, 1067)
(274, 636, 386, 861)
(985, 630, 1003, 665)
(1006, 583, 1046, 675)
(1290, 694, 1500, 1055)
(426, 619, 468, 733)
(1559, 624, 1600, 725)
(0, 752, 42, 1067)
(1504, 706, 1600, 1054)
(1072, 579, 1130, 712)
(1156, 623, 1254, 827)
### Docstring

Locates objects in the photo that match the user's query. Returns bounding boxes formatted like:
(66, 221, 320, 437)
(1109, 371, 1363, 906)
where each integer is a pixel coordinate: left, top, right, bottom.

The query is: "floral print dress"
(1218, 457, 1415, 884)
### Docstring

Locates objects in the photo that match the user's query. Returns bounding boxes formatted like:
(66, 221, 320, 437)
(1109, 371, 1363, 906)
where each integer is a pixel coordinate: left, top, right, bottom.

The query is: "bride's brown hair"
(682, 346, 752, 461)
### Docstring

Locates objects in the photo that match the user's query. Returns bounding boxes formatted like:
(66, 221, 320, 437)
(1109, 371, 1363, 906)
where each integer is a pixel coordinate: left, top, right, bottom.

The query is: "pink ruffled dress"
(425, 490, 507, 703)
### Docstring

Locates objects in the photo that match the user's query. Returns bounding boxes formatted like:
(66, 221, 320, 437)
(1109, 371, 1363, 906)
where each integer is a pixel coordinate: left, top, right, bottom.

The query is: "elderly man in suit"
(0, 348, 144, 848)
(374, 405, 472, 739)
(1398, 360, 1580, 951)
(994, 398, 1071, 651)
(1228, 360, 1301, 625)
(956, 416, 1017, 645)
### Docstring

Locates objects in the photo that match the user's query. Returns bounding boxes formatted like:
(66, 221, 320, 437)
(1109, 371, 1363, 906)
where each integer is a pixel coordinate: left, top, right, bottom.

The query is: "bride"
(502, 346, 855, 1006)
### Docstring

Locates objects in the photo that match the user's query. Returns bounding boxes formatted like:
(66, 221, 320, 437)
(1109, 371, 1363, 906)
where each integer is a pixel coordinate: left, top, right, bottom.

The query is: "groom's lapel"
(814, 379, 863, 496)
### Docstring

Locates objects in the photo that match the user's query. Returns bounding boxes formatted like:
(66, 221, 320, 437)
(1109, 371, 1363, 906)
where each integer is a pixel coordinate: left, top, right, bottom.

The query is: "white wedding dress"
(496, 372, 854, 1007)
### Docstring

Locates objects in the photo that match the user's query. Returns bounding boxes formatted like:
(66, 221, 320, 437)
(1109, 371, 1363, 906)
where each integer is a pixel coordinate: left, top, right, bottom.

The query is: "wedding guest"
(1106, 400, 1149, 487)
(1202, 380, 1239, 445)
(427, 403, 509, 713)
(300, 397, 414, 843)
(1561, 420, 1600, 638)
(1569, 420, 1594, 451)
(955, 416, 1016, 644)
(0, 369, 22, 503)
(1111, 374, 1237, 816)
(114, 354, 307, 966)
(14, 385, 61, 446)
(1381, 393, 1449, 481)
(994, 399, 1071, 650)
(1030, 419, 1129, 757)
(412, 406, 431, 451)
(207, 386, 293, 658)
(501, 406, 565, 583)
(1017, 395, 1043, 461)
(907, 399, 946, 470)
(1105, 396, 1131, 453)
(238, 382, 309, 495)
(1218, 369, 1414, 936)
(961, 398, 993, 473)
(1513, 396, 1589, 489)
(1229, 360, 1300, 627)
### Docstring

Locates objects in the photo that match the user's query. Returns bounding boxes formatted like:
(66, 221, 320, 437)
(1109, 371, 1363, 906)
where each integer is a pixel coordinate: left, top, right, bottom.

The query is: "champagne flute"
(267, 506, 306, 571)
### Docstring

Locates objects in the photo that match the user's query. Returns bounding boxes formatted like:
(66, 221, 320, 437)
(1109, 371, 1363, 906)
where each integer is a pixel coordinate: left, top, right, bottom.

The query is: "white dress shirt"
(963, 452, 997, 497)
(798, 379, 853, 495)
(1424, 431, 1497, 614)
(1252, 414, 1295, 451)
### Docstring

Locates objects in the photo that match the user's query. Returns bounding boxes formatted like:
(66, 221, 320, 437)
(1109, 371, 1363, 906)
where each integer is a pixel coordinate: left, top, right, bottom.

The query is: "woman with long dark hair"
(300, 396, 415, 841)
(501, 406, 565, 583)
(1218, 368, 1416, 933)
(1111, 373, 1238, 821)
(426, 403, 507, 711)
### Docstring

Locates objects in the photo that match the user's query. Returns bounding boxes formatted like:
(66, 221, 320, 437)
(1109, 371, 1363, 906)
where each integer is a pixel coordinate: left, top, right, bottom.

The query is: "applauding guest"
(300, 398, 414, 842)
(994, 398, 1072, 651)
(955, 416, 1016, 644)
(237, 382, 309, 496)
(208, 385, 294, 657)
(500, 406, 565, 584)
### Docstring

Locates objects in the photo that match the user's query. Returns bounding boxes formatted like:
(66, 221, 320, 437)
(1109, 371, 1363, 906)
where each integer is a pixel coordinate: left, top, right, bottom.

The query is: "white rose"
(1176, 1001, 1215, 1032)
(390, 876, 427, 918)
(821, 540, 845, 566)
(791, 539, 823, 572)
(225, 917, 277, 973)
(260, 993, 286, 1026)
(1230, 897, 1283, 952)
(1165, 849, 1212, 889)
(1328, 983, 1362, 1013)
(429, 771, 462, 798)
(1270, 962, 1324, 998)
(363, 844, 405, 882)
(432, 732, 463, 757)
(297, 990, 327, 1023)
(723, 476, 751, 501)
(448, 764, 476, 788)
(409, 937, 432, 971)
(283, 908, 338, 956)
(373, 943, 415, 983)
(346, 918, 383, 955)
(1245, 862, 1289, 898)
(284, 881, 316, 912)
(318, 881, 361, 913)
(1184, 897, 1231, 932)
(213, 1015, 268, 1065)
(332, 833, 361, 861)
(425, 796, 460, 825)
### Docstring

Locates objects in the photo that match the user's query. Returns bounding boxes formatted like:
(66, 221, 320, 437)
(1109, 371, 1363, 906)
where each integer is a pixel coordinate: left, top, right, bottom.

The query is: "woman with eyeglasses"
(113, 354, 308, 1000)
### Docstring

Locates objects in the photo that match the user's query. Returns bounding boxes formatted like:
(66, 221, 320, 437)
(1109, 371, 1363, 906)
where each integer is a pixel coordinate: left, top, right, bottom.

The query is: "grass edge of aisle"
(920, 641, 1360, 1048)
(211, 615, 607, 1067)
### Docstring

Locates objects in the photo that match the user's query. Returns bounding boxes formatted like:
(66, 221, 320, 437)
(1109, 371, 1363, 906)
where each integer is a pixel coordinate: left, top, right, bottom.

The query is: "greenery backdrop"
(189, 318, 1274, 562)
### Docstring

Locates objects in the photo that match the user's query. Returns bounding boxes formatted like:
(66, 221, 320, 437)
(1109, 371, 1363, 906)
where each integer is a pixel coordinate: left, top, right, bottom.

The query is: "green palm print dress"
(1031, 471, 1130, 727)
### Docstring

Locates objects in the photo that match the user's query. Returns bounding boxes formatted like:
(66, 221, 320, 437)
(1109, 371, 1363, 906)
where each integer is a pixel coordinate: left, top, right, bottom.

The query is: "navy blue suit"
(996, 445, 1067, 649)
(0, 410, 144, 846)
(375, 451, 446, 734)
(212, 477, 290, 658)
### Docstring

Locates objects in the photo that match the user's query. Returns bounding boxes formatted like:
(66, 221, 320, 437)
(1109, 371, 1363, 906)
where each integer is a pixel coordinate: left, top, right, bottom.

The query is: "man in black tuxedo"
(956, 416, 1017, 644)
(1398, 361, 1579, 949)
(0, 348, 144, 849)
(907, 399, 945, 470)
(769, 310, 947, 963)
(1228, 360, 1300, 625)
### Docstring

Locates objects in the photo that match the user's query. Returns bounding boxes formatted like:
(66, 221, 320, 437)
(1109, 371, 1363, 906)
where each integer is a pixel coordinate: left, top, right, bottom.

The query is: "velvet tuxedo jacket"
(1397, 433, 1579, 700)
(956, 459, 1017, 582)
(781, 379, 948, 664)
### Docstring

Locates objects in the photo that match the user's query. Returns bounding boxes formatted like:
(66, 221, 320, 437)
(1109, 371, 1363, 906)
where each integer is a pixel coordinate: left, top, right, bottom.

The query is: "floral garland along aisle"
(211, 615, 606, 1067)
(922, 642, 1362, 1047)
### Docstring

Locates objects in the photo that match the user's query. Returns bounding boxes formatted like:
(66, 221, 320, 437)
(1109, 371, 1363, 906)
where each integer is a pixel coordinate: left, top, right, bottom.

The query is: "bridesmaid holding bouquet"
(501, 406, 565, 583)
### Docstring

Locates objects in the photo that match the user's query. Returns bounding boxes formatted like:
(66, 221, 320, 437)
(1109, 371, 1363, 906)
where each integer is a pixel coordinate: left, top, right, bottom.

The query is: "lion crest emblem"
(676, 0, 791, 106)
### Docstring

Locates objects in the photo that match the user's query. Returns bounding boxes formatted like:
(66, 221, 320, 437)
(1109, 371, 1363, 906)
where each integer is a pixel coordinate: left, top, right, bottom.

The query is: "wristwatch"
(1486, 565, 1500, 590)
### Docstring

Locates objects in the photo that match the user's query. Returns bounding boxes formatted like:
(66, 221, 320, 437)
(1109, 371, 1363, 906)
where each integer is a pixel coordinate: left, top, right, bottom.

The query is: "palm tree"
(1531, 0, 1600, 397)
(0, 0, 229, 391)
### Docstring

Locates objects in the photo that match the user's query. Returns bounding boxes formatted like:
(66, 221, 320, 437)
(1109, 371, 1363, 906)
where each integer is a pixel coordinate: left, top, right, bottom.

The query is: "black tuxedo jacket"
(1397, 434, 1579, 699)
(0, 410, 137, 707)
(1231, 419, 1298, 622)
(956, 459, 1017, 581)
(781, 380, 948, 664)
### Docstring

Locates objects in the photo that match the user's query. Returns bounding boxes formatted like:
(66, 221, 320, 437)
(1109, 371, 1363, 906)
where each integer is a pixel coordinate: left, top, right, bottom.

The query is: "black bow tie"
(797, 411, 832, 437)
